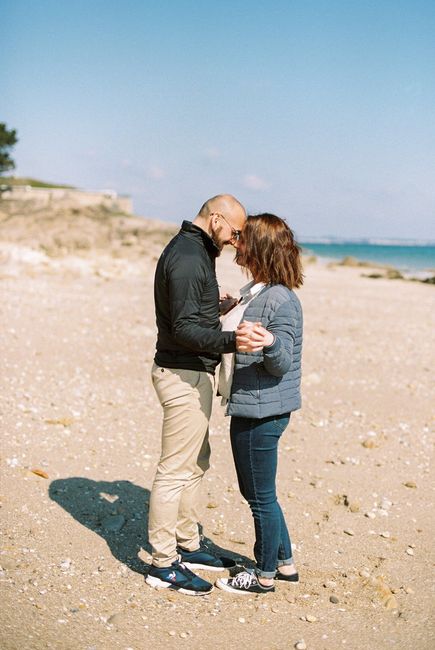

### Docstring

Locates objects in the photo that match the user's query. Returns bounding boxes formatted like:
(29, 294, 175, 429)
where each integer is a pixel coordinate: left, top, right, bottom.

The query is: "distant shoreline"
(300, 237, 435, 246)
(300, 241, 435, 274)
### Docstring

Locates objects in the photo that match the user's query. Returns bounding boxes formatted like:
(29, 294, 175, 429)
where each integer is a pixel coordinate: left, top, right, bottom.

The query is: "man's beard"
(210, 224, 224, 254)
(211, 238, 223, 255)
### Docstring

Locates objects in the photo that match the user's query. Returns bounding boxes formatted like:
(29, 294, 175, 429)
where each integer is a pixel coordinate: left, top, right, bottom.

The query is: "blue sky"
(3, 0, 435, 239)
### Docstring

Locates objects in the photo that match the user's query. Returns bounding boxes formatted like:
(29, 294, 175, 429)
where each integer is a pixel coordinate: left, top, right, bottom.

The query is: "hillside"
(0, 196, 177, 260)
(0, 176, 76, 189)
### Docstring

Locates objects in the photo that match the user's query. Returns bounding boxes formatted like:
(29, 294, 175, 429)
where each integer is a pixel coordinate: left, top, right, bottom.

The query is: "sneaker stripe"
(145, 574, 213, 595)
(182, 561, 228, 573)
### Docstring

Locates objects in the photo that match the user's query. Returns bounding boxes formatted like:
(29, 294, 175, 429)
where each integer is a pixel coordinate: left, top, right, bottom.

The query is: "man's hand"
(219, 294, 239, 316)
(236, 321, 274, 352)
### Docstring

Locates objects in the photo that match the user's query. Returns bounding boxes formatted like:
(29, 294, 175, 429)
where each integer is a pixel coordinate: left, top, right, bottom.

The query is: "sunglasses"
(212, 212, 242, 242)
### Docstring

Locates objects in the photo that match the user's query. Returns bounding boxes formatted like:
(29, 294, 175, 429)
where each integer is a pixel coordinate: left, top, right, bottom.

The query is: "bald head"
(193, 194, 247, 251)
(198, 194, 246, 223)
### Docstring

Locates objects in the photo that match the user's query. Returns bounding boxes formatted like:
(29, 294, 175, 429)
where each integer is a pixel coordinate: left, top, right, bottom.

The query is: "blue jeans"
(230, 413, 293, 578)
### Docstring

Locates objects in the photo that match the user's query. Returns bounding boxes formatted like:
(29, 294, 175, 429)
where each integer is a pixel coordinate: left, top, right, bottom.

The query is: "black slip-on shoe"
(274, 571, 299, 583)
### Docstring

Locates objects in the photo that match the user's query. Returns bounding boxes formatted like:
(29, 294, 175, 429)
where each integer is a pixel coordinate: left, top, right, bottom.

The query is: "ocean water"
(300, 241, 435, 273)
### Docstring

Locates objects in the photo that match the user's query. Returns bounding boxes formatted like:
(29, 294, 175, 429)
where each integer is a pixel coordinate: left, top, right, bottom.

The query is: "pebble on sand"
(343, 529, 355, 536)
(406, 547, 414, 556)
(45, 417, 75, 427)
(295, 641, 307, 650)
(330, 595, 339, 604)
(59, 559, 72, 571)
(403, 481, 417, 488)
(107, 613, 125, 625)
(30, 468, 49, 479)
(384, 595, 399, 610)
(101, 514, 126, 532)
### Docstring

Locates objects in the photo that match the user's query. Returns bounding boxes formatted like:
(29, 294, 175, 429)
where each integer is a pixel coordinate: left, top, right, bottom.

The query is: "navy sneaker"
(177, 543, 237, 572)
(216, 570, 275, 595)
(145, 559, 213, 596)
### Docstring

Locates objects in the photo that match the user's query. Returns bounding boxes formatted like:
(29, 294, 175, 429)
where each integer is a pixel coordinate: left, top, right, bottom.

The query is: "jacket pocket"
(272, 414, 290, 435)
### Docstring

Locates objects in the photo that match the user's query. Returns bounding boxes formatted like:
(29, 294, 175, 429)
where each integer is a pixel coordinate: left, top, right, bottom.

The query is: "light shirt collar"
(240, 280, 266, 300)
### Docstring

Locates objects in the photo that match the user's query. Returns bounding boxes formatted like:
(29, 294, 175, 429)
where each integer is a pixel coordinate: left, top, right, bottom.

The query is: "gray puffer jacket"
(226, 284, 303, 418)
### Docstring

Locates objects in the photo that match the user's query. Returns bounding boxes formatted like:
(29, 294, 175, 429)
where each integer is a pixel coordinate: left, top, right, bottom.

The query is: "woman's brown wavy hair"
(237, 213, 303, 289)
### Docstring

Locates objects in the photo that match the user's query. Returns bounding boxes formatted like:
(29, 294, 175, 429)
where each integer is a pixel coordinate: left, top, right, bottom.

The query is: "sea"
(300, 240, 435, 276)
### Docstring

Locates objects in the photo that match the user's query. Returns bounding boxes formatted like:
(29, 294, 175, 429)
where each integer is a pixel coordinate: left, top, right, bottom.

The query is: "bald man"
(146, 195, 249, 595)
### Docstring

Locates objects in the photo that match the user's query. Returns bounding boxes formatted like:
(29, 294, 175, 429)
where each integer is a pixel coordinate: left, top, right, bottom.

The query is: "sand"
(1, 222, 435, 650)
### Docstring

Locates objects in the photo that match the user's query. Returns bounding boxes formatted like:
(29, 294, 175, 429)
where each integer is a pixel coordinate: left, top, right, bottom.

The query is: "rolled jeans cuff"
(277, 557, 294, 567)
(255, 568, 277, 579)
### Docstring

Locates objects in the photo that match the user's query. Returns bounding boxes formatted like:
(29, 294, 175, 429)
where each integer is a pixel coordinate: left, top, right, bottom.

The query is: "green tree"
(0, 123, 18, 175)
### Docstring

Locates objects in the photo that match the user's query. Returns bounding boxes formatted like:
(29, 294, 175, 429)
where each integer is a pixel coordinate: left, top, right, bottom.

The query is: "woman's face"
(234, 238, 246, 266)
(235, 226, 264, 281)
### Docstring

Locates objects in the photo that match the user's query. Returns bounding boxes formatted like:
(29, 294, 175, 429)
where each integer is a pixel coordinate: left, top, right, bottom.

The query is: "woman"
(216, 213, 303, 594)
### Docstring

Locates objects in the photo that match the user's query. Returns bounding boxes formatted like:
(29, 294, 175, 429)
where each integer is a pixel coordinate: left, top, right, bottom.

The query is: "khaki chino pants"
(148, 363, 214, 567)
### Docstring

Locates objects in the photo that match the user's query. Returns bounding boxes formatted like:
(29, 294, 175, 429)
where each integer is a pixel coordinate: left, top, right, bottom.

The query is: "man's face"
(210, 211, 246, 252)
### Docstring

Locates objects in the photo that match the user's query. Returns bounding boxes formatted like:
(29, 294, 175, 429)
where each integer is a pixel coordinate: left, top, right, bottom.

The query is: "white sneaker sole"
(182, 561, 232, 573)
(215, 578, 267, 595)
(145, 574, 213, 596)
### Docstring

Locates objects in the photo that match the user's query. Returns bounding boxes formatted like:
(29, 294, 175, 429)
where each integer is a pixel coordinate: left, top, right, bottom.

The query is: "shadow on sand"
(49, 477, 252, 576)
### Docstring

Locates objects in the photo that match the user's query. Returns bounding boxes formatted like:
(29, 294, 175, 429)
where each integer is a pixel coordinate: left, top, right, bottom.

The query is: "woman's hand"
(236, 321, 275, 352)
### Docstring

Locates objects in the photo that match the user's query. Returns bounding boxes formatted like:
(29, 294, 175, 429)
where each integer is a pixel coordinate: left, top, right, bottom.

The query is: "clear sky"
(3, 0, 435, 239)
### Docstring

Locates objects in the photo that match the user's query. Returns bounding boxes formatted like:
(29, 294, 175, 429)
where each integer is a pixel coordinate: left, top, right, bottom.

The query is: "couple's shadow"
(49, 477, 251, 575)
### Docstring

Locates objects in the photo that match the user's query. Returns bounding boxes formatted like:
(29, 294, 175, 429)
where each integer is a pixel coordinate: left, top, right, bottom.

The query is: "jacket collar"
(181, 220, 220, 257)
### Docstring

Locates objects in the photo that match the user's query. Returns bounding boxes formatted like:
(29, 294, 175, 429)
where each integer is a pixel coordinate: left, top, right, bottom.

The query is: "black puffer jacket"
(154, 221, 236, 374)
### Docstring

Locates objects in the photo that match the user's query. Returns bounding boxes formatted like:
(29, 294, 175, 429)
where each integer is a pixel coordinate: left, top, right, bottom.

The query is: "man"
(146, 195, 250, 596)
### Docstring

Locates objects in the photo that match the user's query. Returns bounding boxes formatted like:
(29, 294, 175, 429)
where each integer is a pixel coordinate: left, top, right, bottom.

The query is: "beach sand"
(1, 233, 434, 649)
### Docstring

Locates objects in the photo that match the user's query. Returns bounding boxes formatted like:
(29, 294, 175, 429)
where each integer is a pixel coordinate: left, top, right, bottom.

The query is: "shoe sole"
(145, 575, 213, 596)
(182, 561, 235, 573)
(215, 578, 273, 595)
